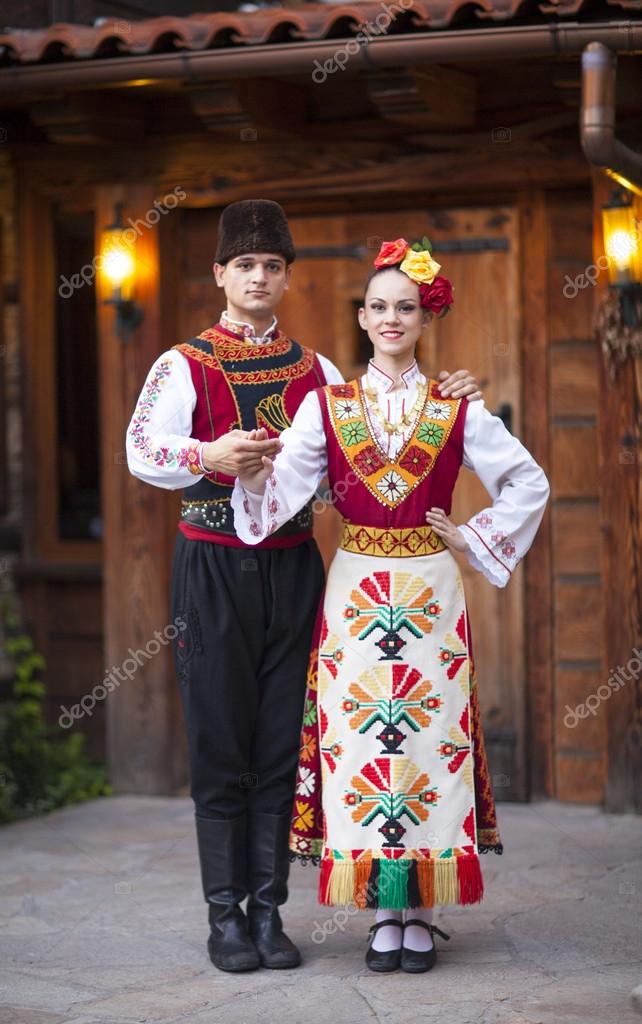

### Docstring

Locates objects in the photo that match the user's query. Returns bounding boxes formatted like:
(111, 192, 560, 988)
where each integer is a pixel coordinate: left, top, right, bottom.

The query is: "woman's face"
(358, 269, 430, 365)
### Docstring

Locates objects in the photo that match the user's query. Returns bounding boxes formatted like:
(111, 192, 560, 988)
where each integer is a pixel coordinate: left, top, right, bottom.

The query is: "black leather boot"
(246, 810, 302, 969)
(195, 814, 260, 972)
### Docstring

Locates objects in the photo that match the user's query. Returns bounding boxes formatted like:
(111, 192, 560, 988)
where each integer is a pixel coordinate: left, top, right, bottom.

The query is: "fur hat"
(215, 199, 295, 265)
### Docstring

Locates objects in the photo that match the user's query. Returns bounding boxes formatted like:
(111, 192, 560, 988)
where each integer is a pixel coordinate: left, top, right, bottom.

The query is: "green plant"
(0, 596, 111, 823)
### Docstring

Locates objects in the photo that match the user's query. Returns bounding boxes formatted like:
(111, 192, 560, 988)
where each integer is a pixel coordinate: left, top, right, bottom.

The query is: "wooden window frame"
(19, 177, 102, 564)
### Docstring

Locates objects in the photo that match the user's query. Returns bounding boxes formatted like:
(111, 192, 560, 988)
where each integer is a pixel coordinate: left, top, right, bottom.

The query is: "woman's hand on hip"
(425, 507, 470, 552)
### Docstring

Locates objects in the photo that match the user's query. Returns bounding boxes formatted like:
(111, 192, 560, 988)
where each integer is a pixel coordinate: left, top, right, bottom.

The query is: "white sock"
(403, 906, 434, 951)
(371, 908, 403, 952)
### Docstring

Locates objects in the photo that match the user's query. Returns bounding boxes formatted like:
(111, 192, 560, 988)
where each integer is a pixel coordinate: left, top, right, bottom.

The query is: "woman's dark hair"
(363, 263, 425, 303)
(362, 264, 408, 300)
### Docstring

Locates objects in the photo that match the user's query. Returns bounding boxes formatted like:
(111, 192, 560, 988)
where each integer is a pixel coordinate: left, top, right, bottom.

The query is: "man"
(126, 199, 481, 973)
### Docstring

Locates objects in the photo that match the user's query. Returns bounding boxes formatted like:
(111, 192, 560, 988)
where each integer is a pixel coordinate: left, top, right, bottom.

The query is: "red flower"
(354, 445, 386, 476)
(330, 384, 356, 398)
(399, 445, 431, 477)
(419, 275, 454, 317)
(374, 238, 409, 267)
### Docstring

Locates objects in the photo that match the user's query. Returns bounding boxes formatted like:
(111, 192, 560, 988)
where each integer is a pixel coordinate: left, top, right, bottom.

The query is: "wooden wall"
(10, 157, 636, 804)
(547, 188, 605, 802)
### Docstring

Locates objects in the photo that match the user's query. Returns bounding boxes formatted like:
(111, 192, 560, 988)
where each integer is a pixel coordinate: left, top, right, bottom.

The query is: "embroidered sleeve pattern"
(460, 517, 514, 587)
(458, 401, 550, 589)
(126, 352, 205, 490)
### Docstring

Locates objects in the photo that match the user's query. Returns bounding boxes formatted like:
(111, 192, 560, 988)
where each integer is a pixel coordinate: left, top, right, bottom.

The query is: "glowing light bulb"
(606, 229, 636, 271)
(103, 248, 135, 287)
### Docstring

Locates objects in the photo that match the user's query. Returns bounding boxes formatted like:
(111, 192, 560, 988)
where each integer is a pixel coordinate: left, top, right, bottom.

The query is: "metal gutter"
(1, 21, 642, 95)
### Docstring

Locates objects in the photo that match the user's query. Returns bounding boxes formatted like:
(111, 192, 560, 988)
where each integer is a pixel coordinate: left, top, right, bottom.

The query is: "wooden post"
(519, 188, 555, 800)
(97, 184, 186, 793)
(591, 169, 642, 813)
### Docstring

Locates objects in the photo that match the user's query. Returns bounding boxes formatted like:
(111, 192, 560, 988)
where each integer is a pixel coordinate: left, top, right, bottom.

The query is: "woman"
(231, 236, 550, 973)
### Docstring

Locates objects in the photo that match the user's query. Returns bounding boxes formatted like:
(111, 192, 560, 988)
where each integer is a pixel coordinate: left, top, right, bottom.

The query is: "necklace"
(363, 381, 427, 435)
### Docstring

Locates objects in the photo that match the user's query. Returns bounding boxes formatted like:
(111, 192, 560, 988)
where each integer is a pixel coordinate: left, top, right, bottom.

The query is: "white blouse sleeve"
(125, 349, 207, 491)
(317, 354, 344, 386)
(231, 390, 328, 543)
(457, 400, 550, 588)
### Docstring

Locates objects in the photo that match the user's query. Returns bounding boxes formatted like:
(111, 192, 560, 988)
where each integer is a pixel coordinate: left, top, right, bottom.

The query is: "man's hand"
(437, 369, 482, 401)
(237, 429, 275, 495)
(425, 507, 470, 553)
(201, 429, 282, 476)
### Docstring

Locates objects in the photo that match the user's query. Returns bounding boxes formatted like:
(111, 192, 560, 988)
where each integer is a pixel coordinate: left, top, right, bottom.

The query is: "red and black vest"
(172, 322, 327, 547)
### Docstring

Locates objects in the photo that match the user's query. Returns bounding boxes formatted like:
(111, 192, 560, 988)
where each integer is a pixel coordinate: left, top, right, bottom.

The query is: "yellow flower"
(399, 249, 441, 285)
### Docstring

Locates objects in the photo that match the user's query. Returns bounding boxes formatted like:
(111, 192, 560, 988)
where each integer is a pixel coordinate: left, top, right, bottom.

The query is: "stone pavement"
(1, 796, 640, 1024)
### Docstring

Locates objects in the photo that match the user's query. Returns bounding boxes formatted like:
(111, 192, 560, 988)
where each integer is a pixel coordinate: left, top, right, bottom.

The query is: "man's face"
(213, 253, 292, 316)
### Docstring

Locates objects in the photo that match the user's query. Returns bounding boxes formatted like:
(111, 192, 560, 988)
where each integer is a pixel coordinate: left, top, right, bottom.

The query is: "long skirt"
(289, 545, 502, 910)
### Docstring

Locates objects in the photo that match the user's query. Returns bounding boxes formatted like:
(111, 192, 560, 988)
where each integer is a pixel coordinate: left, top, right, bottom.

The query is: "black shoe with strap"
(400, 920, 450, 974)
(365, 919, 404, 972)
(245, 810, 302, 969)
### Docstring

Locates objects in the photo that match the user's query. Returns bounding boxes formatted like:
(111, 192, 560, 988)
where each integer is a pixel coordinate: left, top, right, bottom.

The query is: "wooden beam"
(29, 92, 145, 146)
(98, 183, 186, 794)
(364, 65, 475, 129)
(8, 133, 591, 202)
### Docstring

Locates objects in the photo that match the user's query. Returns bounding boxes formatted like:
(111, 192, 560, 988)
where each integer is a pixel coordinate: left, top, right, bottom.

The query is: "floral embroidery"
(296, 766, 316, 797)
(325, 378, 460, 510)
(475, 512, 493, 529)
(425, 400, 451, 421)
(376, 471, 408, 502)
(399, 445, 432, 478)
(129, 358, 202, 470)
(335, 399, 360, 420)
(300, 732, 318, 762)
(292, 801, 314, 832)
(354, 445, 386, 477)
(220, 309, 278, 344)
(501, 540, 516, 559)
(417, 421, 445, 447)
(340, 421, 369, 447)
(491, 531, 506, 545)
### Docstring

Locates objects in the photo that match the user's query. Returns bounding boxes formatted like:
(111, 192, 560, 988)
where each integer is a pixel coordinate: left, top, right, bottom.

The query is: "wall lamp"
(101, 203, 143, 340)
(601, 187, 642, 327)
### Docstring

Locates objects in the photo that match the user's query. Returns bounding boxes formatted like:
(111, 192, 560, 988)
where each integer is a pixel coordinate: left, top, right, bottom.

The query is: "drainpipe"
(581, 41, 642, 196)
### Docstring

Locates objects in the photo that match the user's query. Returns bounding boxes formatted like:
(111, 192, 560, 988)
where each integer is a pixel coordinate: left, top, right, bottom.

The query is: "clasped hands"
(200, 428, 280, 492)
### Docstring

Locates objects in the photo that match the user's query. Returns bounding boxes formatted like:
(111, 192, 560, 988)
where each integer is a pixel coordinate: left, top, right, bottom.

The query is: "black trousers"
(170, 533, 325, 822)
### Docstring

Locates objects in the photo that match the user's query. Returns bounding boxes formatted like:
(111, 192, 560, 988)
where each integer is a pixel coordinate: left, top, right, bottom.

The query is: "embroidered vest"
(173, 323, 327, 544)
(318, 378, 466, 530)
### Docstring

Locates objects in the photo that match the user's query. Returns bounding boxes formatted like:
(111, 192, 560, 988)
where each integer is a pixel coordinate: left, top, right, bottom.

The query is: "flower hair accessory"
(373, 236, 454, 317)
